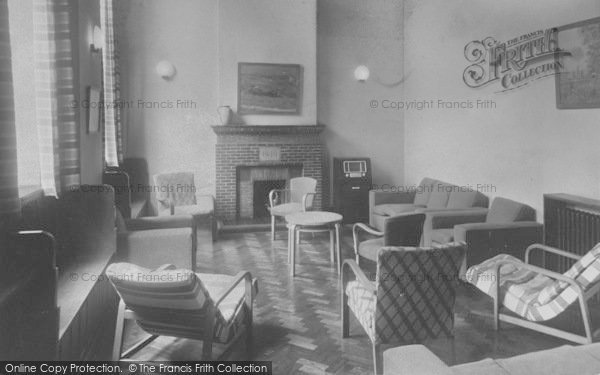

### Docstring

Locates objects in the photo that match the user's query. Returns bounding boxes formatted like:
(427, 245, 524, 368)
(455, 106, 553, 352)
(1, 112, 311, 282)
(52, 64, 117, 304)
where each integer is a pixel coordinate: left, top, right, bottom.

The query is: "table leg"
(287, 225, 292, 264)
(290, 225, 297, 277)
(335, 223, 341, 274)
(329, 228, 335, 264)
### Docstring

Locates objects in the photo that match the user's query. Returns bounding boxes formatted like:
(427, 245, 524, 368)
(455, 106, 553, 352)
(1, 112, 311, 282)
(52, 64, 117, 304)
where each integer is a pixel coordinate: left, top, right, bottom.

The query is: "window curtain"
(101, 0, 123, 167)
(0, 0, 20, 219)
(33, 0, 79, 196)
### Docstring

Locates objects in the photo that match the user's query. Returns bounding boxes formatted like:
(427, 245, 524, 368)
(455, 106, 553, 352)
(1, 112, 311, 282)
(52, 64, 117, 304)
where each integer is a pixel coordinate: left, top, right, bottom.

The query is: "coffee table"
(285, 211, 343, 277)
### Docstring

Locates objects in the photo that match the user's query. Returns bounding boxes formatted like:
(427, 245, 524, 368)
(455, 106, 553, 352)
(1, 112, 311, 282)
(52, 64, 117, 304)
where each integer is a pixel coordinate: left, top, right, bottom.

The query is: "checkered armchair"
(466, 243, 600, 344)
(342, 243, 466, 374)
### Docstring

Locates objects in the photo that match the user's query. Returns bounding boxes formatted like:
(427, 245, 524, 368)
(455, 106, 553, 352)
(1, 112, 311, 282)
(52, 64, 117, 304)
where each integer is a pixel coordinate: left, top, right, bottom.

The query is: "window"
(8, 0, 41, 196)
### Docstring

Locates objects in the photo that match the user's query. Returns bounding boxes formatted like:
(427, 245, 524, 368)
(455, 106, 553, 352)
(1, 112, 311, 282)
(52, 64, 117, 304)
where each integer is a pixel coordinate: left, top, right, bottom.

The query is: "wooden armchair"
(107, 262, 258, 361)
(342, 243, 466, 374)
(466, 243, 600, 344)
(268, 177, 317, 240)
(352, 213, 425, 265)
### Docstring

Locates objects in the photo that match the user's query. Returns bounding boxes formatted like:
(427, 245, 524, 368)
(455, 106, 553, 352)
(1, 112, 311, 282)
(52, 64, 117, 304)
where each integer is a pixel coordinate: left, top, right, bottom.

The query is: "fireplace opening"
(253, 180, 286, 218)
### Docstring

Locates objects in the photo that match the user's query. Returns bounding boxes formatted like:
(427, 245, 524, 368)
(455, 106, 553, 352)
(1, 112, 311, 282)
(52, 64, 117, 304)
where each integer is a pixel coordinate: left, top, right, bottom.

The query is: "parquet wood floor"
(123, 227, 600, 374)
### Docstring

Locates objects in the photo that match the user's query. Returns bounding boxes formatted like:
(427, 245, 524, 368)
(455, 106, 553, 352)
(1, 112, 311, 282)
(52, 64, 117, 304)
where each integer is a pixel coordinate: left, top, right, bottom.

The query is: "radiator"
(544, 194, 600, 272)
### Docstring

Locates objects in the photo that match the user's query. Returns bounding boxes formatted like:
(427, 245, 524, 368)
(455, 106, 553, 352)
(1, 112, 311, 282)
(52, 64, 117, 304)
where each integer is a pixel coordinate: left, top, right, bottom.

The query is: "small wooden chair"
(268, 177, 316, 240)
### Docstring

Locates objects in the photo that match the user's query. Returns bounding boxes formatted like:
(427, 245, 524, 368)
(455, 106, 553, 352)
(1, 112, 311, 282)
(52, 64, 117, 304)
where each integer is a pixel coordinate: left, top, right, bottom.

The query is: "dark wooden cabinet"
(332, 158, 372, 224)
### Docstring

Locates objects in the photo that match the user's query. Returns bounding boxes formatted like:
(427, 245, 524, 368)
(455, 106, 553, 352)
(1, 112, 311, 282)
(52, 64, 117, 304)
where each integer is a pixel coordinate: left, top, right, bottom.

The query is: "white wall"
(118, 0, 317, 206)
(404, 0, 600, 214)
(317, 0, 405, 203)
(218, 0, 317, 125)
(117, 0, 220, 201)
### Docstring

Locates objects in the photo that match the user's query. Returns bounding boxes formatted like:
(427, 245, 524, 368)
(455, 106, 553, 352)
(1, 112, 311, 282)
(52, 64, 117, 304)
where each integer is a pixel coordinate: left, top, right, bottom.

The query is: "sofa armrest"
(421, 208, 488, 246)
(117, 227, 194, 270)
(455, 221, 544, 267)
(383, 345, 452, 375)
(428, 208, 489, 229)
(369, 189, 416, 228)
(125, 215, 195, 231)
(370, 189, 415, 206)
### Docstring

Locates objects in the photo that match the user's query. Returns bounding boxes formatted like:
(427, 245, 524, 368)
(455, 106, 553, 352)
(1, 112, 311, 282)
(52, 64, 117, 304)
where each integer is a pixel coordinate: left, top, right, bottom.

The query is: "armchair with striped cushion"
(106, 262, 258, 361)
(342, 243, 466, 374)
(466, 242, 600, 344)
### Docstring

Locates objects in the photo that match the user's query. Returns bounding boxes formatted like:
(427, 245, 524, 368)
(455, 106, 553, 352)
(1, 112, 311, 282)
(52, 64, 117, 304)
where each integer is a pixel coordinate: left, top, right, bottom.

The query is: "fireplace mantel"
(211, 124, 325, 136)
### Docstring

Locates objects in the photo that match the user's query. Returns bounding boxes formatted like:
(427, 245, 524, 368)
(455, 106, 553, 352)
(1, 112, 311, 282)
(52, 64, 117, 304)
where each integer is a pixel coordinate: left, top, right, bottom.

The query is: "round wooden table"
(285, 211, 343, 277)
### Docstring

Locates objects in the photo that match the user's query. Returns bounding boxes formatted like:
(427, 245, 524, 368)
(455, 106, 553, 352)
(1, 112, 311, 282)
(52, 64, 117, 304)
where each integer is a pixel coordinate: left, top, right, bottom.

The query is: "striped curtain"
(33, 0, 79, 196)
(0, 0, 20, 218)
(101, 0, 123, 167)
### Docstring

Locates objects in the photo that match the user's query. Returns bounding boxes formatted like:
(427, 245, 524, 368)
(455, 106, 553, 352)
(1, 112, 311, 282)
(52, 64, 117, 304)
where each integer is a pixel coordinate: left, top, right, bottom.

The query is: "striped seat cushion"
(466, 244, 600, 322)
(106, 263, 256, 343)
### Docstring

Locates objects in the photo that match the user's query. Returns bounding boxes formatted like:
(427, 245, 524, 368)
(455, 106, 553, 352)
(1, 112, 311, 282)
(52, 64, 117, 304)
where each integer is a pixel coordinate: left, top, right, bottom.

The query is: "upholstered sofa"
(383, 343, 600, 375)
(424, 197, 543, 267)
(369, 178, 489, 231)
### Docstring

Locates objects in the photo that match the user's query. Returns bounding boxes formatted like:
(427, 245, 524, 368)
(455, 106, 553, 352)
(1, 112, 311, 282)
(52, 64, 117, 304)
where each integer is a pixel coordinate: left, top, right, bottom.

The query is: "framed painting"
(238, 62, 303, 115)
(555, 16, 600, 109)
(87, 86, 101, 133)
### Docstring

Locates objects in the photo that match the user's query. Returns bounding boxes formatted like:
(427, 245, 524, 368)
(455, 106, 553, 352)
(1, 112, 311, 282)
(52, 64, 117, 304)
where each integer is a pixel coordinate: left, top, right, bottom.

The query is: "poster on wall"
(555, 17, 600, 109)
(237, 63, 303, 115)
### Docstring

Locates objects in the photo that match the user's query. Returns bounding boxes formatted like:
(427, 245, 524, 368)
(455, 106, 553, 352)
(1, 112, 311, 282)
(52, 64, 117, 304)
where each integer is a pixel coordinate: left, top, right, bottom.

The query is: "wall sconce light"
(156, 60, 176, 80)
(354, 65, 370, 82)
(90, 25, 104, 54)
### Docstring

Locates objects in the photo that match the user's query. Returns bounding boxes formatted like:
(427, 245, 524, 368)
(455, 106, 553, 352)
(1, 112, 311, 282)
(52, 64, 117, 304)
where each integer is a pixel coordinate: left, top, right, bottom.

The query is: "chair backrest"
(122, 158, 149, 202)
(289, 177, 317, 206)
(374, 243, 466, 343)
(382, 213, 426, 246)
(486, 197, 536, 223)
(103, 170, 131, 218)
(106, 263, 210, 331)
(153, 172, 197, 208)
(413, 178, 437, 206)
(537, 243, 600, 305)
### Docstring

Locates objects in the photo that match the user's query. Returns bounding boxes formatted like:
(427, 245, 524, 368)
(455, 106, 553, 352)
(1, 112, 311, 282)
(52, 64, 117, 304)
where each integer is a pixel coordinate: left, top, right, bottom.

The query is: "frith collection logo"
(463, 28, 568, 92)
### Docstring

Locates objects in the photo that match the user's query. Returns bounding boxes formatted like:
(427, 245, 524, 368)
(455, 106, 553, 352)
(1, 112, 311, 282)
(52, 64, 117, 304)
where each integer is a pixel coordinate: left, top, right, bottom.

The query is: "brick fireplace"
(213, 125, 325, 222)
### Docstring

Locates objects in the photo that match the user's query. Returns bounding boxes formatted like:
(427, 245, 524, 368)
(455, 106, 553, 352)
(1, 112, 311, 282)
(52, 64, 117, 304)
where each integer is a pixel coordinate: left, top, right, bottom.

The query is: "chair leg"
(271, 215, 276, 241)
(122, 335, 159, 359)
(579, 295, 594, 343)
(202, 308, 216, 360)
(211, 214, 218, 242)
(372, 343, 383, 375)
(290, 225, 297, 277)
(493, 294, 500, 331)
(287, 225, 291, 264)
(202, 339, 213, 360)
(335, 223, 341, 274)
(245, 277, 254, 358)
(341, 291, 350, 338)
(112, 299, 126, 361)
(329, 229, 335, 264)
